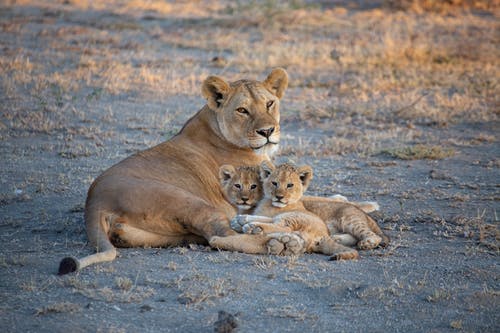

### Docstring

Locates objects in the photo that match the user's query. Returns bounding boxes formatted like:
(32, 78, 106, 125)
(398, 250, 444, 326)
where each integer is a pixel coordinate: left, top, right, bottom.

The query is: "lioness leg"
(230, 214, 273, 232)
(60, 180, 235, 275)
(210, 232, 305, 255)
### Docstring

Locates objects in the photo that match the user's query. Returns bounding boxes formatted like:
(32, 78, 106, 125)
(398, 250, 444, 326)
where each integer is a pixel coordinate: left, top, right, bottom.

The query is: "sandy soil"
(0, 1, 498, 332)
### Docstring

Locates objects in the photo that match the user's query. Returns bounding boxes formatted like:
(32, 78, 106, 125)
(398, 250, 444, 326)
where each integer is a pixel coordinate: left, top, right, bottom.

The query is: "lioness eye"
(250, 184, 257, 189)
(287, 183, 294, 188)
(271, 181, 278, 187)
(234, 184, 241, 189)
(236, 107, 249, 115)
(266, 100, 274, 109)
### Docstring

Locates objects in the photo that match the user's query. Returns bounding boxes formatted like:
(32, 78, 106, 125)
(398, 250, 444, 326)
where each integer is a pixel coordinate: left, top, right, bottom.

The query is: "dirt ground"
(0, 1, 498, 332)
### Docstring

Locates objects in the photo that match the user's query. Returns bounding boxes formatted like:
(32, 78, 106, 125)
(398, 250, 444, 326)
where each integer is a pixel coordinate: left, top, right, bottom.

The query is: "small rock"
(214, 310, 238, 333)
(140, 304, 153, 313)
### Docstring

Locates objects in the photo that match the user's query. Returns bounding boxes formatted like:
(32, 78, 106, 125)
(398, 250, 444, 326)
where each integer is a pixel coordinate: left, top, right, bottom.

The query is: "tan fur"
(59, 69, 296, 274)
(220, 161, 389, 259)
(235, 161, 359, 259)
(301, 197, 390, 249)
(219, 165, 263, 214)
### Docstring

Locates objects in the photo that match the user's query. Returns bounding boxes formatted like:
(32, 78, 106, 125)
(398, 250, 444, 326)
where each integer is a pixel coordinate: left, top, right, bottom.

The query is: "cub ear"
(219, 165, 236, 184)
(297, 165, 313, 190)
(202, 76, 230, 110)
(263, 68, 288, 99)
(260, 160, 275, 179)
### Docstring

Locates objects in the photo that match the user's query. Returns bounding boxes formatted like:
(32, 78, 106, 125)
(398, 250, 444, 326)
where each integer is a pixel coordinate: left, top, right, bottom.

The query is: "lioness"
(217, 161, 360, 259)
(59, 68, 297, 274)
(59, 68, 383, 274)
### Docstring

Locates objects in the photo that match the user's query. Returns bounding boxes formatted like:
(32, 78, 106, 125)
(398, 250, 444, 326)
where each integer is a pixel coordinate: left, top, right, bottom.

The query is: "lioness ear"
(260, 160, 275, 179)
(202, 76, 230, 110)
(263, 68, 288, 99)
(298, 165, 313, 190)
(219, 165, 236, 184)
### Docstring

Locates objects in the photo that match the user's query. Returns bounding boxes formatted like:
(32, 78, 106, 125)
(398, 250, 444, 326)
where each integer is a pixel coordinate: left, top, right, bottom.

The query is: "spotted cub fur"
(219, 165, 263, 214)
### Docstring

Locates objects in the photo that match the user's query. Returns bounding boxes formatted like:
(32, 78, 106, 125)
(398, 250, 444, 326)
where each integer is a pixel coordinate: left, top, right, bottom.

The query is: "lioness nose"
(241, 197, 249, 202)
(256, 127, 275, 138)
(275, 195, 284, 200)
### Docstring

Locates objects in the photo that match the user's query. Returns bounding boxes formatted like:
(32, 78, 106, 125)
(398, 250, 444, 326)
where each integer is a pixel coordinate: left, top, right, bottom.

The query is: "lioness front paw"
(267, 233, 305, 256)
(230, 215, 251, 233)
(242, 223, 263, 235)
(357, 235, 382, 250)
(209, 236, 223, 248)
(329, 248, 359, 261)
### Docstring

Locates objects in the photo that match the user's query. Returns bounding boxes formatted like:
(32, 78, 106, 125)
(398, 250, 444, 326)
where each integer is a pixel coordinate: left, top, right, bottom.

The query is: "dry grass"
(266, 305, 319, 322)
(384, 0, 498, 13)
(1, 0, 498, 152)
(35, 302, 82, 316)
(382, 144, 455, 160)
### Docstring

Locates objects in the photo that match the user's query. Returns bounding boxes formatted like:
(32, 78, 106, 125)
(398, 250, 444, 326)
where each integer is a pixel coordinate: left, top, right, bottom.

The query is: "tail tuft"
(58, 257, 79, 275)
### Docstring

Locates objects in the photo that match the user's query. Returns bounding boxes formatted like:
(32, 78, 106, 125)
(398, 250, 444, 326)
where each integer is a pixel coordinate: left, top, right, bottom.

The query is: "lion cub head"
(260, 161, 313, 208)
(219, 165, 263, 213)
(201, 68, 288, 157)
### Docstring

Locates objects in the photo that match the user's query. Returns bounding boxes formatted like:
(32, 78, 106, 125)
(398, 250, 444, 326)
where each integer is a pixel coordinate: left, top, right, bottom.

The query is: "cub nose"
(241, 197, 249, 202)
(275, 195, 284, 201)
(256, 127, 275, 139)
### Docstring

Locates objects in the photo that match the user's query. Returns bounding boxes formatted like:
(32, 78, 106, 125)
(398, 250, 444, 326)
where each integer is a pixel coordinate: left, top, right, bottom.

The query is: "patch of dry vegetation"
(1, 0, 498, 151)
(35, 302, 82, 316)
(382, 144, 455, 160)
(384, 0, 498, 13)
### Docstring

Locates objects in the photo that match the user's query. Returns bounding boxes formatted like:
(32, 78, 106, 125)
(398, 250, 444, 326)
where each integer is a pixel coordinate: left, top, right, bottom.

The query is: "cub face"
(260, 161, 313, 208)
(201, 68, 288, 156)
(219, 165, 263, 212)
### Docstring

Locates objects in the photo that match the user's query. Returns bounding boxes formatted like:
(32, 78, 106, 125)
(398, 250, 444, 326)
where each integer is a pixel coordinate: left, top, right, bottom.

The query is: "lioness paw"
(267, 238, 285, 255)
(267, 233, 305, 256)
(230, 215, 251, 233)
(242, 223, 263, 235)
(357, 235, 382, 250)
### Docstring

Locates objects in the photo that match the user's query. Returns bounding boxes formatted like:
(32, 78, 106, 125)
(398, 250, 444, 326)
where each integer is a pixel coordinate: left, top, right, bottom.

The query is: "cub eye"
(287, 183, 294, 188)
(250, 184, 257, 190)
(266, 100, 274, 109)
(271, 181, 278, 187)
(234, 184, 241, 189)
(236, 107, 249, 115)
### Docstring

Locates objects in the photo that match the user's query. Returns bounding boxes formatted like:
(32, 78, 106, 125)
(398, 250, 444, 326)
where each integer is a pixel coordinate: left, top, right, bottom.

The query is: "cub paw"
(329, 194, 348, 202)
(230, 215, 251, 233)
(267, 233, 305, 256)
(242, 223, 263, 235)
(357, 235, 382, 250)
(330, 233, 358, 247)
(329, 248, 359, 261)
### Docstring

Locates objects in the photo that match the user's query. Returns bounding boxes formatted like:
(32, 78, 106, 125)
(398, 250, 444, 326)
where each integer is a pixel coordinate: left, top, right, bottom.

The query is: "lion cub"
(237, 161, 389, 256)
(219, 165, 263, 214)
(231, 161, 360, 259)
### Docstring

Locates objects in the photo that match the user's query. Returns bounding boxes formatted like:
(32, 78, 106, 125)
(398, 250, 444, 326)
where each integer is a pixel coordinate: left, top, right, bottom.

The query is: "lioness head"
(219, 164, 263, 212)
(260, 161, 313, 208)
(202, 68, 288, 156)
